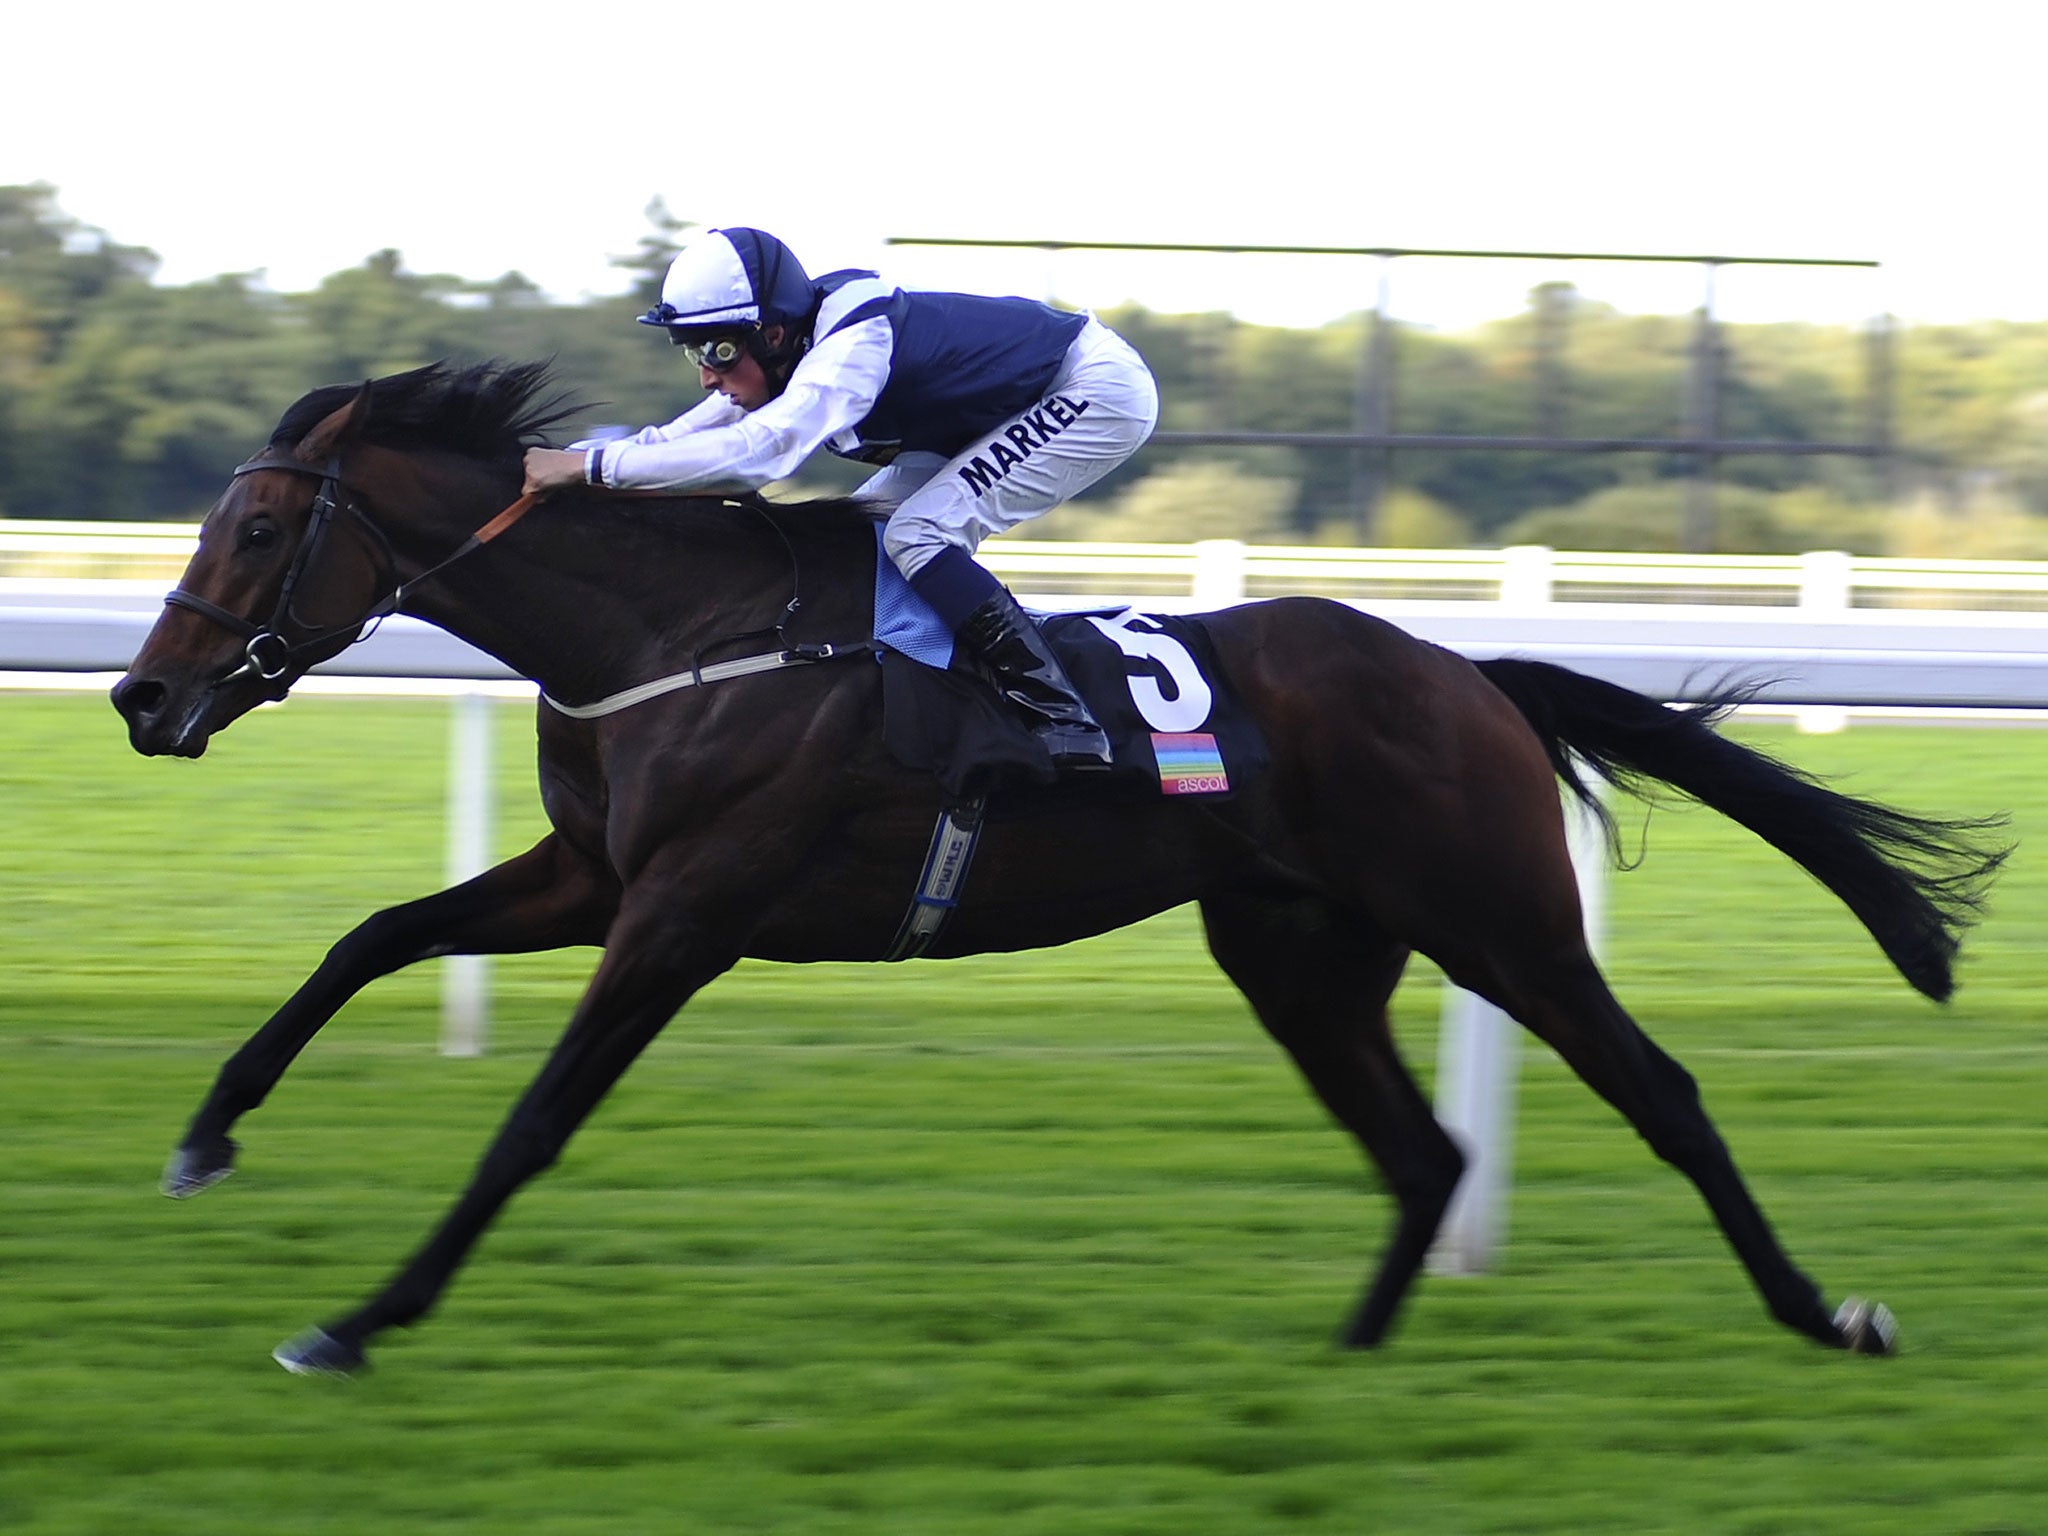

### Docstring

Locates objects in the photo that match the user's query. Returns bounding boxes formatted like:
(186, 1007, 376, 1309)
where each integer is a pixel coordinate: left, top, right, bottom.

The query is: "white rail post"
(1796, 550, 1854, 734)
(1429, 782, 1608, 1275)
(1499, 544, 1556, 607)
(1431, 544, 1577, 1277)
(1191, 538, 1249, 607)
(440, 689, 494, 1056)
(1429, 987, 1522, 1276)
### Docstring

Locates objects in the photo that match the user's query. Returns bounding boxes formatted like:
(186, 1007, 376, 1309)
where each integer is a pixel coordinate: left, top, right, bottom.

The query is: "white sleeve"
(628, 392, 744, 444)
(591, 316, 894, 492)
(575, 394, 743, 477)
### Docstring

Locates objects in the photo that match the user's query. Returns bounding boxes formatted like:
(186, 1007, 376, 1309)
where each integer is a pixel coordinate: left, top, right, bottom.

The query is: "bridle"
(163, 452, 541, 687)
(163, 447, 840, 712)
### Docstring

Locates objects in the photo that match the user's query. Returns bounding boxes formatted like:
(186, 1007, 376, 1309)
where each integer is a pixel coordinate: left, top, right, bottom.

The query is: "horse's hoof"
(161, 1137, 238, 1198)
(1833, 1297, 1898, 1355)
(273, 1328, 367, 1378)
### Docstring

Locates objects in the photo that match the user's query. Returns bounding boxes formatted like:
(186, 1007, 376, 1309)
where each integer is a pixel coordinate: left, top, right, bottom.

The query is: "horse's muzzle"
(111, 672, 215, 758)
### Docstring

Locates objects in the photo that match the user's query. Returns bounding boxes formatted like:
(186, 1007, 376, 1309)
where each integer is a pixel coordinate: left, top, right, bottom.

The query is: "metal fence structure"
(887, 237, 1891, 549)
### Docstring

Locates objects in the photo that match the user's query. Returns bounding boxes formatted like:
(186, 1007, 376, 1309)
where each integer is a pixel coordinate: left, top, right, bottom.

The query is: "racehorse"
(111, 360, 2006, 1376)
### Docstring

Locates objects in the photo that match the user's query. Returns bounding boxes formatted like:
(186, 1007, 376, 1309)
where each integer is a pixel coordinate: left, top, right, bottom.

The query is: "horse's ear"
(294, 380, 373, 462)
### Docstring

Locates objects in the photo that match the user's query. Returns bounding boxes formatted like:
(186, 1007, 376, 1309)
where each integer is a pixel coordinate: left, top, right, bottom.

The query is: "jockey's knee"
(882, 518, 961, 580)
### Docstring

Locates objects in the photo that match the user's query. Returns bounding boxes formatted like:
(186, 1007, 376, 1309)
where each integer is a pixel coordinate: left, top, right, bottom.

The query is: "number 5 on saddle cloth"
(870, 533, 1270, 809)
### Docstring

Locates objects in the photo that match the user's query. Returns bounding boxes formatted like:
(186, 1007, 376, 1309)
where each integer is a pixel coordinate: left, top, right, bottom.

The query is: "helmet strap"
(749, 324, 811, 398)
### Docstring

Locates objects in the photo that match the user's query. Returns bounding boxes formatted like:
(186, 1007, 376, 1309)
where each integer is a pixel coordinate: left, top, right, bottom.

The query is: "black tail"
(1476, 658, 2010, 1002)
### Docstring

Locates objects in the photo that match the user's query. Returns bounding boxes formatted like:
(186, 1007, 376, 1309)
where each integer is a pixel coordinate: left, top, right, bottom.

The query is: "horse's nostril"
(112, 677, 166, 723)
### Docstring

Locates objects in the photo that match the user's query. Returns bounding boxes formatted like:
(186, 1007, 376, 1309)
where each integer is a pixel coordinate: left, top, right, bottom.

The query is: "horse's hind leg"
(164, 833, 617, 1197)
(1201, 891, 1464, 1348)
(1448, 933, 1878, 1352)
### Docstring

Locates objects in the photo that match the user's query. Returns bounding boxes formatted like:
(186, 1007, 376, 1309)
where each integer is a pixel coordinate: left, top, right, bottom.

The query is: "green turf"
(5, 692, 2047, 1534)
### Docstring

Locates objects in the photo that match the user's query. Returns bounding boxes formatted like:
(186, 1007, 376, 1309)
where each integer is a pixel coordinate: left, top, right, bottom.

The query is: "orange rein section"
(471, 492, 545, 545)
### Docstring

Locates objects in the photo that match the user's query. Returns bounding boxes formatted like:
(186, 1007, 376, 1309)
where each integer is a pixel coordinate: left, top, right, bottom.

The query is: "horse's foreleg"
(1200, 892, 1463, 1349)
(271, 886, 738, 1377)
(165, 833, 615, 1197)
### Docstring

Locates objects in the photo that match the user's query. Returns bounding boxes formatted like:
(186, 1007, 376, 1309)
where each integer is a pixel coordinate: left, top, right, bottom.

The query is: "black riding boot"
(955, 588, 1113, 770)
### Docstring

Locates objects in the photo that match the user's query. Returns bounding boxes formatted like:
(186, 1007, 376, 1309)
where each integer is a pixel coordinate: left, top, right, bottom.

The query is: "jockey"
(522, 226, 1160, 770)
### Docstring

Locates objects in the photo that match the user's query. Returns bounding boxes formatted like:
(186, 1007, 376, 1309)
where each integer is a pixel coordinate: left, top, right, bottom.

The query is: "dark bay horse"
(111, 361, 2005, 1375)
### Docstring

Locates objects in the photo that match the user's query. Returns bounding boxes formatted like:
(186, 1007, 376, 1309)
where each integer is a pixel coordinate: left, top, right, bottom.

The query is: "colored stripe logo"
(1151, 732, 1230, 796)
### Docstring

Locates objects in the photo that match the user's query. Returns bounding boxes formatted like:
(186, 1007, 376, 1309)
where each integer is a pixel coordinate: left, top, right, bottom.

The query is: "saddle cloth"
(870, 528, 1268, 806)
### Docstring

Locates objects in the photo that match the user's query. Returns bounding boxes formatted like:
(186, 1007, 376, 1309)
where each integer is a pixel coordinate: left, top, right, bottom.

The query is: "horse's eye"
(241, 521, 278, 551)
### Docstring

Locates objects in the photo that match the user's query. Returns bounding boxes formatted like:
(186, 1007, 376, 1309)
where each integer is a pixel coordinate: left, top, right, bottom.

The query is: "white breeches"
(860, 317, 1159, 579)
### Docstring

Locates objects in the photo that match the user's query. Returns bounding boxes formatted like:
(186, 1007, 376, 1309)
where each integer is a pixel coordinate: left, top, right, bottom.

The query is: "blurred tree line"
(7, 183, 2048, 555)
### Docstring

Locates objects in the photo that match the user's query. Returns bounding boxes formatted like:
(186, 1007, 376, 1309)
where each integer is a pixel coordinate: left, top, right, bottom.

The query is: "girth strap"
(541, 641, 875, 719)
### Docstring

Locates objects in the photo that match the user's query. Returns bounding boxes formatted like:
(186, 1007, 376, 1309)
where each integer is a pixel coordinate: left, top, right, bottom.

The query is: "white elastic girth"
(542, 648, 831, 720)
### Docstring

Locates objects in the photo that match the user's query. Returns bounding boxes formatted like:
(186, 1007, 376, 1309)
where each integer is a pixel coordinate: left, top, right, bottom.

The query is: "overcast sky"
(5, 0, 2037, 330)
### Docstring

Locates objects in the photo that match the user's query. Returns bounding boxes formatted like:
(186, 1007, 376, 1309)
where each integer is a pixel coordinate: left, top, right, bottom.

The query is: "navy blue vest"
(813, 275, 1087, 465)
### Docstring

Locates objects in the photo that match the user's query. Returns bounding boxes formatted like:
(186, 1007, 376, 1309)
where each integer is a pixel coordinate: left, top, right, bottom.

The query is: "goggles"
(636, 302, 757, 369)
(680, 333, 750, 371)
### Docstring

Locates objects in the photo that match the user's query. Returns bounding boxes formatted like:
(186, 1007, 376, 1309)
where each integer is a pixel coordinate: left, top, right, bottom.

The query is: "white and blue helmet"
(638, 228, 816, 343)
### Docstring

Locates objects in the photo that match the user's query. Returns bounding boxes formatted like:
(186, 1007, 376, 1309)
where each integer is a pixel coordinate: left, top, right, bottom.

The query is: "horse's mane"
(271, 359, 586, 463)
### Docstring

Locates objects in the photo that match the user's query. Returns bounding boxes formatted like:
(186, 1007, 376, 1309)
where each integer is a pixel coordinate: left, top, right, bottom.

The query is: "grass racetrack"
(5, 689, 2048, 1534)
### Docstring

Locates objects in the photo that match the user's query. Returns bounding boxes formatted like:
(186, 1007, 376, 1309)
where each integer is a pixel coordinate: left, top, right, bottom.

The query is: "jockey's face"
(698, 326, 786, 411)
